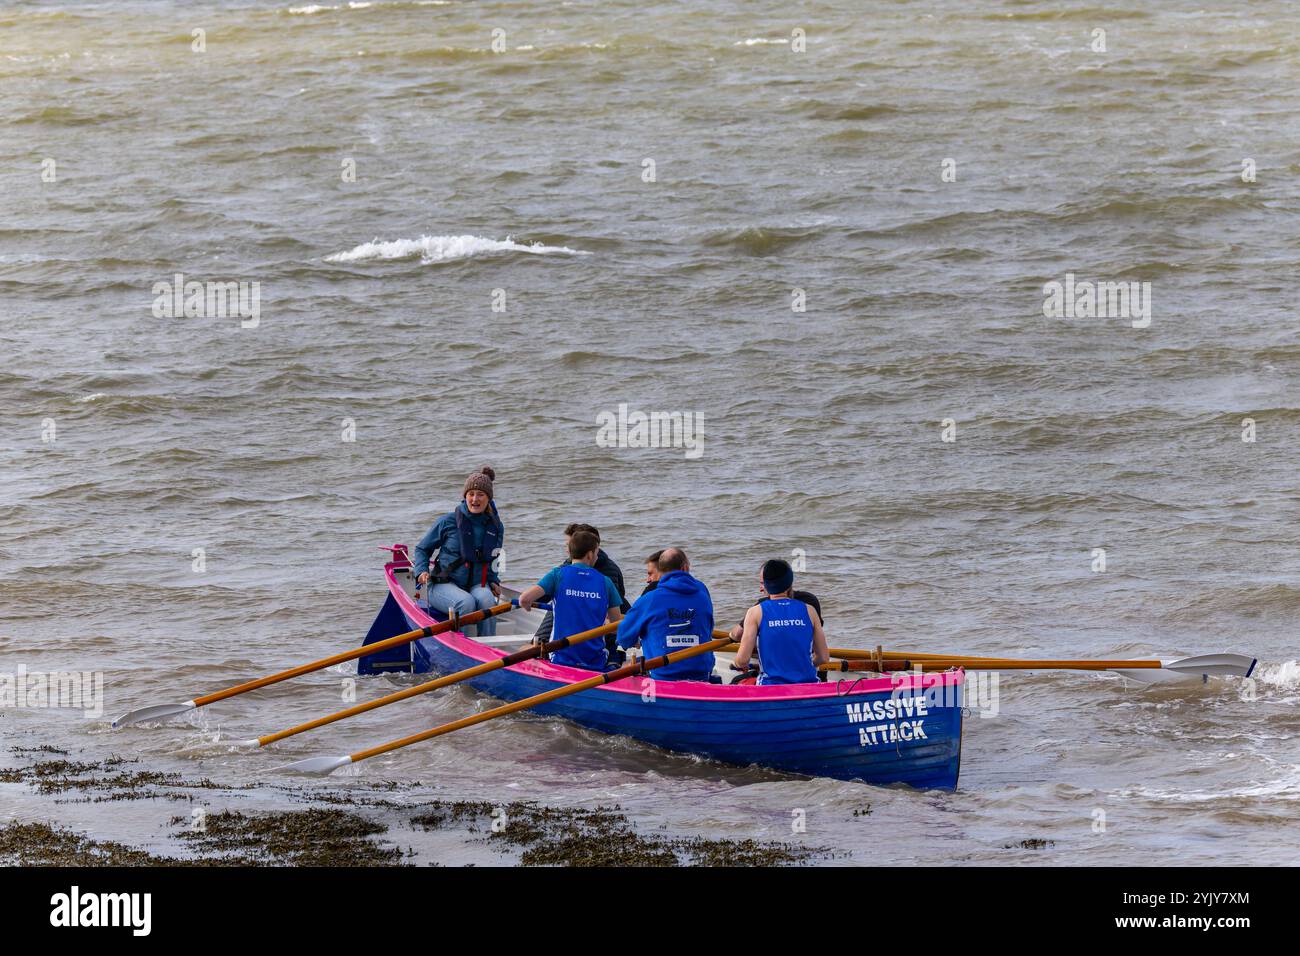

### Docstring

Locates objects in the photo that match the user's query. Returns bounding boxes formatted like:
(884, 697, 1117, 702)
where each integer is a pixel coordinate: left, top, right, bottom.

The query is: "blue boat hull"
(362, 572, 964, 789)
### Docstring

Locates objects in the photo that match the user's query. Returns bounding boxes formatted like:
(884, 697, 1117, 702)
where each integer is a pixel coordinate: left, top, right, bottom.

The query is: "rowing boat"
(355, 547, 965, 790)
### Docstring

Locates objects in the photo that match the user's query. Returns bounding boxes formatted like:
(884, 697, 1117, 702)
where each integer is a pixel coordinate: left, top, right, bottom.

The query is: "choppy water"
(2, 0, 1299, 865)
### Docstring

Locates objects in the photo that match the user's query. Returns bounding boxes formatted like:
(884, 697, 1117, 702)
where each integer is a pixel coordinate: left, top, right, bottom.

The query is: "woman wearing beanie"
(410, 466, 504, 637)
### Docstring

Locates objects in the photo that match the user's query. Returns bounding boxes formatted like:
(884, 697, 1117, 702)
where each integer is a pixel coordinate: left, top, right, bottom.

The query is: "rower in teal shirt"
(518, 529, 622, 670)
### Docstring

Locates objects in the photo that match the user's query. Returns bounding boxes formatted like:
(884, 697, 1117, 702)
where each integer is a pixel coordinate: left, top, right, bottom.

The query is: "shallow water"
(2, 0, 1299, 865)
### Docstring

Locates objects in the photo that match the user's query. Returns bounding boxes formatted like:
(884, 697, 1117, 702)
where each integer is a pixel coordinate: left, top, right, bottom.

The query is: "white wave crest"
(325, 234, 590, 264)
(288, 0, 451, 11)
(1254, 659, 1300, 688)
(735, 38, 790, 46)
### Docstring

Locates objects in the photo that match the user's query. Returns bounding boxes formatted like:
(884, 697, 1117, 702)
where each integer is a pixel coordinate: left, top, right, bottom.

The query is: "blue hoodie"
(616, 570, 715, 681)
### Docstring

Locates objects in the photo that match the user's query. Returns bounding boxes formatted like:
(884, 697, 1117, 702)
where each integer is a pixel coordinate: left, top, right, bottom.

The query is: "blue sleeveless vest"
(549, 564, 609, 670)
(756, 598, 816, 685)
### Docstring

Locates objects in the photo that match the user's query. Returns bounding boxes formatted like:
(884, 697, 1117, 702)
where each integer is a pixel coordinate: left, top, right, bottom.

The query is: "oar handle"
(718, 641, 922, 662)
(191, 601, 517, 707)
(621, 631, 735, 679)
(511, 598, 552, 611)
(825, 648, 1164, 668)
(820, 659, 914, 672)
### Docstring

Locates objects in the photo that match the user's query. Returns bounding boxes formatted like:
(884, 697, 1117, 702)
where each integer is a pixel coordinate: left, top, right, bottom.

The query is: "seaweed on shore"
(0, 821, 180, 866)
(1, 755, 233, 801)
(1004, 838, 1055, 850)
(412, 799, 826, 867)
(3, 747, 830, 867)
(11, 745, 70, 756)
(172, 808, 410, 866)
(1, 809, 410, 867)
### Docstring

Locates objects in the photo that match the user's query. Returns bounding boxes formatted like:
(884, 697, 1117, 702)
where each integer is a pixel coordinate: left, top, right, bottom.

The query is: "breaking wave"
(325, 234, 590, 264)
(1254, 659, 1300, 689)
(287, 1, 452, 13)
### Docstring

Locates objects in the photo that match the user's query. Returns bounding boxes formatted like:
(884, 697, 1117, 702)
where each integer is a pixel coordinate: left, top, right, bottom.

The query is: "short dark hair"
(657, 548, 688, 573)
(645, 549, 664, 565)
(564, 523, 600, 543)
(568, 529, 600, 560)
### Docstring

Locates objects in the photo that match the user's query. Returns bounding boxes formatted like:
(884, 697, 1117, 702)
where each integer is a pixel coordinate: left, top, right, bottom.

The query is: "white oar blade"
(275, 755, 352, 775)
(1162, 654, 1257, 678)
(111, 701, 196, 729)
(1113, 654, 1257, 684)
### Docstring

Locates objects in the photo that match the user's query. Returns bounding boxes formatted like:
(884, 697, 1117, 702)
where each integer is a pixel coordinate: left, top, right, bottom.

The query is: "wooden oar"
(822, 659, 1154, 672)
(232, 621, 619, 748)
(820, 652, 1257, 679)
(279, 630, 735, 774)
(717, 642, 991, 663)
(800, 647, 1097, 665)
(111, 601, 516, 728)
(827, 648, 1098, 663)
(716, 642, 1254, 682)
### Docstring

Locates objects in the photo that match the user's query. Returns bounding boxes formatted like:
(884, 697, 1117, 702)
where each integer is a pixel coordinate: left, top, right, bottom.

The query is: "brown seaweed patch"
(299, 782, 420, 808)
(2, 809, 411, 867)
(174, 808, 409, 866)
(0, 821, 179, 866)
(413, 800, 826, 867)
(2, 754, 234, 800)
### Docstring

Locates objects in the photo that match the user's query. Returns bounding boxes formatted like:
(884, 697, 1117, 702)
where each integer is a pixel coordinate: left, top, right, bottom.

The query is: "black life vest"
(438, 501, 503, 588)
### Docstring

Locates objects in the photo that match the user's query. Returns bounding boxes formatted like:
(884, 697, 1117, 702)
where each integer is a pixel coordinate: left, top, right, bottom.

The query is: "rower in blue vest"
(732, 559, 830, 684)
(532, 523, 632, 660)
(726, 588, 823, 685)
(517, 529, 622, 670)
(616, 548, 716, 681)
(411, 465, 504, 637)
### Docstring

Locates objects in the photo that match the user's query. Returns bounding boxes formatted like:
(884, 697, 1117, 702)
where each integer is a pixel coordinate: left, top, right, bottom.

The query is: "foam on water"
(1255, 659, 1300, 689)
(324, 235, 591, 264)
(287, 0, 450, 12)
